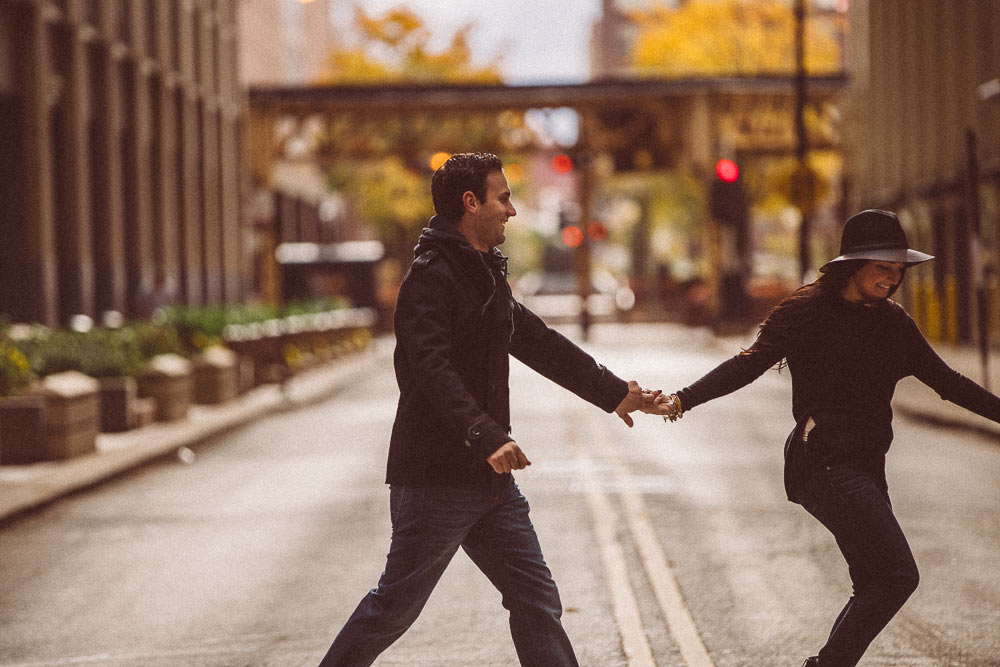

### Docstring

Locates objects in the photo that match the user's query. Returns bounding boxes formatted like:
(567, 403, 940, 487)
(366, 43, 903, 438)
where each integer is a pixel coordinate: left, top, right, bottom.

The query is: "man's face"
(465, 170, 516, 251)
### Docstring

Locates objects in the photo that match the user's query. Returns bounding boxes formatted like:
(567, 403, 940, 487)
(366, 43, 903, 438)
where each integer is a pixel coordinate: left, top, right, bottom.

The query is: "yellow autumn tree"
(315, 7, 507, 268)
(315, 7, 501, 85)
(631, 0, 842, 77)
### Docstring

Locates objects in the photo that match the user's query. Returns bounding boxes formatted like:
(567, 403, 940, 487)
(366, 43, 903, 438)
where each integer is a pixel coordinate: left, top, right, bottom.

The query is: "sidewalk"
(1, 334, 996, 524)
(0, 339, 395, 523)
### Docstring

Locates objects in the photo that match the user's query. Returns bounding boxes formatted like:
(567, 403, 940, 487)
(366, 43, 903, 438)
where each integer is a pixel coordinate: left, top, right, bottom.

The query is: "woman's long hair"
(744, 259, 901, 367)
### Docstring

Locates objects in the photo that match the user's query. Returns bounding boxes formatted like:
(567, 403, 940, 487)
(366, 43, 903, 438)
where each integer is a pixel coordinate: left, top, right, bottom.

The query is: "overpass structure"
(247, 75, 846, 173)
(246, 75, 848, 332)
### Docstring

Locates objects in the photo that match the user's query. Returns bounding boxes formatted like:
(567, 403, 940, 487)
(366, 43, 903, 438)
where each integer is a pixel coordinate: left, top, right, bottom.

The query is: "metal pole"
(576, 114, 593, 341)
(794, 0, 811, 281)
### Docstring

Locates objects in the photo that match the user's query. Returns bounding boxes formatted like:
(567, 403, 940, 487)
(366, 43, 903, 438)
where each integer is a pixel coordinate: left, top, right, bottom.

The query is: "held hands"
(489, 383, 681, 475)
(614, 380, 682, 426)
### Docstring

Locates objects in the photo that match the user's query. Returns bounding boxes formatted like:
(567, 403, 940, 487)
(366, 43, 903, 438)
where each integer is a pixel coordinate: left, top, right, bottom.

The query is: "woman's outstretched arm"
(906, 316, 1000, 422)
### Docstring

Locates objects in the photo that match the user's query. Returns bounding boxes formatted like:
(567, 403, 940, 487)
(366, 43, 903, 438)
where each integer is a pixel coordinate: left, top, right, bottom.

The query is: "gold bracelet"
(662, 393, 683, 422)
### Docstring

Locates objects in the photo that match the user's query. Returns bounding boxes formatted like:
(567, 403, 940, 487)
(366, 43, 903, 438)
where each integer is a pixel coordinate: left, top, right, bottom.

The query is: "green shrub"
(125, 321, 186, 360)
(0, 340, 33, 396)
(21, 328, 144, 378)
(282, 297, 348, 316)
(162, 300, 348, 351)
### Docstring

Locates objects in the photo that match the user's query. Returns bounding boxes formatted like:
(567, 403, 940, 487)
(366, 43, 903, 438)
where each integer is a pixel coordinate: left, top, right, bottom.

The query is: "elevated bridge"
(247, 75, 847, 175)
(246, 76, 848, 333)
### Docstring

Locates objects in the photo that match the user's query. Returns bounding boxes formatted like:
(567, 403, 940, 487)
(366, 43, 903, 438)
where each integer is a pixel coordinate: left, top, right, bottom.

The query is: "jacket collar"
(415, 215, 508, 299)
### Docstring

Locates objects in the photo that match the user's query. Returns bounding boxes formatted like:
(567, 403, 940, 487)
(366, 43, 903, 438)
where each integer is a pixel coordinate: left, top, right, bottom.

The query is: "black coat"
(387, 216, 628, 487)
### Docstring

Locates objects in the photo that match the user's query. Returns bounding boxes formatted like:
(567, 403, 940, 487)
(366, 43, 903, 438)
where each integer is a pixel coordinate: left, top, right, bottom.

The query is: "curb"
(0, 340, 392, 523)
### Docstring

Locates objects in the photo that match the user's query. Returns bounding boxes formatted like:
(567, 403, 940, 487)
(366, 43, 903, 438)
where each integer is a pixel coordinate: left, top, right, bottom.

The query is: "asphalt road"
(0, 324, 997, 667)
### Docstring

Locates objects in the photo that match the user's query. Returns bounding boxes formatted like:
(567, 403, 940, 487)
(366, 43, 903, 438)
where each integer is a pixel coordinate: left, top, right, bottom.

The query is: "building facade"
(842, 0, 1000, 345)
(0, 0, 244, 327)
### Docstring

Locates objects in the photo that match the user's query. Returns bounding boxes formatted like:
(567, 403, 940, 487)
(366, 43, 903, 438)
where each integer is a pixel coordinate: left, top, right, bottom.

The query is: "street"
(1, 324, 997, 667)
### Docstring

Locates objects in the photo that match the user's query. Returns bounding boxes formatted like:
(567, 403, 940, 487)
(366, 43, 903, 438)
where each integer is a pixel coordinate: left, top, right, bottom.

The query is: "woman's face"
(843, 260, 905, 303)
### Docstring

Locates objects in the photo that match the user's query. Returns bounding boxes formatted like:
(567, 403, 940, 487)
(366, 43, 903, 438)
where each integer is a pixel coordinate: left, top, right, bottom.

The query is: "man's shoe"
(801, 658, 819, 667)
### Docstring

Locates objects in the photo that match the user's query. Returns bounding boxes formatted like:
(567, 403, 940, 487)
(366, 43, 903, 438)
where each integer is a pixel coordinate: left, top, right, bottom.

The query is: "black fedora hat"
(819, 209, 933, 272)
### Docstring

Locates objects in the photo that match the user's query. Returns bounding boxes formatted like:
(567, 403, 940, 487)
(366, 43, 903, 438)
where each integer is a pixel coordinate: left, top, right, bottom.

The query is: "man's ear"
(462, 190, 478, 214)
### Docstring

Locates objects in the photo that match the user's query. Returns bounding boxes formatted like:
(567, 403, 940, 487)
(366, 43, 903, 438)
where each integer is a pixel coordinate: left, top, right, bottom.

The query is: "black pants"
(801, 461, 919, 667)
(318, 482, 577, 667)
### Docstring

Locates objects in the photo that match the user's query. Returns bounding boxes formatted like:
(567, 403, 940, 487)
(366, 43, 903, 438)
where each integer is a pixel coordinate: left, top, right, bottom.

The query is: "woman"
(658, 209, 1000, 667)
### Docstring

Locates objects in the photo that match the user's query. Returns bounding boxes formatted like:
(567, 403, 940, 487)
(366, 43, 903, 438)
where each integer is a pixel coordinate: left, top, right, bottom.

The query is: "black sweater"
(675, 291, 1000, 474)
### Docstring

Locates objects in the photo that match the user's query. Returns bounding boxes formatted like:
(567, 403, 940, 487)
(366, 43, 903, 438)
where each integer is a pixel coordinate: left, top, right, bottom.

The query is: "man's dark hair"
(431, 152, 504, 221)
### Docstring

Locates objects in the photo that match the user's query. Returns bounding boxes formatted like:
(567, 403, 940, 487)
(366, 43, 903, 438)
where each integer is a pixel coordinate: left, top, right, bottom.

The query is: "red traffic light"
(587, 221, 607, 242)
(715, 158, 739, 183)
(551, 153, 574, 174)
(561, 225, 584, 248)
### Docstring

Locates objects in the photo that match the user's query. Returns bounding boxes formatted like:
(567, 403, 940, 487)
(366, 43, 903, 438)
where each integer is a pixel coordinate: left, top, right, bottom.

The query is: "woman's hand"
(653, 393, 683, 422)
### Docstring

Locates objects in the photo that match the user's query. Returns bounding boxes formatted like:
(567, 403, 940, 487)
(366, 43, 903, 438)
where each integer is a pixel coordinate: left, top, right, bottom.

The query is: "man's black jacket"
(387, 216, 628, 487)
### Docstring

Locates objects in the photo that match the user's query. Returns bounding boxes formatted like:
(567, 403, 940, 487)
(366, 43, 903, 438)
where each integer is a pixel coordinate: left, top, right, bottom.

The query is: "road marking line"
(577, 453, 657, 667)
(588, 413, 717, 667)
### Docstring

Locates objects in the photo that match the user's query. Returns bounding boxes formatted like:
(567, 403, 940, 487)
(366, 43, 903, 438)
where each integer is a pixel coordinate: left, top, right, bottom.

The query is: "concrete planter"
(138, 354, 193, 422)
(222, 307, 376, 386)
(0, 395, 47, 465)
(97, 376, 137, 433)
(35, 372, 101, 460)
(236, 354, 256, 394)
(192, 347, 239, 405)
(0, 372, 101, 463)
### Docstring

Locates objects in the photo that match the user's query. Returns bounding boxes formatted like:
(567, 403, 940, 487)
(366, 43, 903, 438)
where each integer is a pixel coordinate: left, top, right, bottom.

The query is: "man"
(318, 153, 659, 667)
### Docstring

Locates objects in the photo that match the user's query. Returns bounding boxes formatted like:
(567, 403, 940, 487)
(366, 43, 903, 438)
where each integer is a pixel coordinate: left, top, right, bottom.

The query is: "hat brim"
(819, 248, 934, 273)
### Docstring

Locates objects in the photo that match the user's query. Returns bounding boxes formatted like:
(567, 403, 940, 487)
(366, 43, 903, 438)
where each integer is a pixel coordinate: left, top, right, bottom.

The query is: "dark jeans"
(318, 480, 578, 667)
(801, 462, 920, 667)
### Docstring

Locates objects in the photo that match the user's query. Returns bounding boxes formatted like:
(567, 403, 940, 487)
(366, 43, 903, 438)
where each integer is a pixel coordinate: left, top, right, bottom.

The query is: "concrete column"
(53, 12, 97, 321)
(974, 1, 999, 171)
(917, 1, 938, 188)
(179, 0, 203, 305)
(938, 3, 962, 181)
(899, 3, 919, 188)
(881, 1, 903, 202)
(220, 108, 242, 302)
(155, 0, 181, 301)
(220, 1, 243, 305)
(87, 2, 128, 316)
(200, 6, 223, 304)
(125, 0, 156, 316)
(866, 0, 887, 202)
(0, 2, 58, 324)
(24, 4, 59, 325)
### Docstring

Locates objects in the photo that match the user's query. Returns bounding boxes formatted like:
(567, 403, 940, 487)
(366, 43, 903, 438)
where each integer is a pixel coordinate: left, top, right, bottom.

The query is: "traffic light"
(561, 225, 584, 248)
(708, 158, 751, 327)
(587, 221, 607, 242)
(709, 158, 747, 226)
(558, 205, 584, 248)
(550, 153, 574, 174)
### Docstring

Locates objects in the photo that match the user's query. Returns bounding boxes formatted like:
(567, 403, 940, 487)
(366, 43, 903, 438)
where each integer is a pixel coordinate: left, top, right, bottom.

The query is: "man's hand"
(614, 380, 660, 427)
(487, 441, 531, 474)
